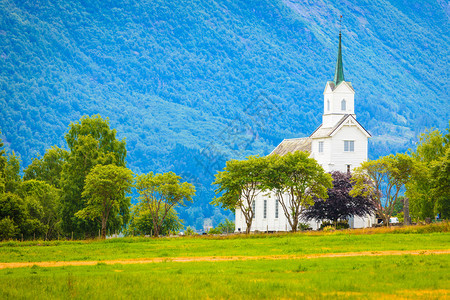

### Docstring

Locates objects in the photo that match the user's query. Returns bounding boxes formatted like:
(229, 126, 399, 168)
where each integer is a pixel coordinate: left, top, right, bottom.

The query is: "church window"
(344, 140, 354, 152)
(275, 199, 279, 219)
(341, 99, 346, 111)
(327, 100, 330, 111)
(318, 141, 324, 153)
(252, 200, 256, 218)
(263, 200, 267, 219)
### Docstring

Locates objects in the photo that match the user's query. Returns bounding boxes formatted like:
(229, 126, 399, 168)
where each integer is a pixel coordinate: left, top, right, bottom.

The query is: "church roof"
(310, 114, 371, 139)
(270, 116, 370, 156)
(270, 137, 312, 156)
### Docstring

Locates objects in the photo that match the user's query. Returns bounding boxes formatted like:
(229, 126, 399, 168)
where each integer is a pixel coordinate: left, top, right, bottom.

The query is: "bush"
(298, 223, 311, 231)
(208, 227, 222, 234)
(320, 220, 349, 230)
(0, 217, 18, 240)
(322, 226, 335, 232)
(184, 226, 197, 236)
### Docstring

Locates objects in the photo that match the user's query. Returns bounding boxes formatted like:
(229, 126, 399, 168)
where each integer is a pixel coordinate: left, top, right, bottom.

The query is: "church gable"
(330, 115, 371, 138)
(323, 81, 354, 94)
(333, 81, 355, 94)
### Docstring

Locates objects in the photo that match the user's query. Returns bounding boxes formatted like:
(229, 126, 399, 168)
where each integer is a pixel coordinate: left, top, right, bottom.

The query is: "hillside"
(0, 0, 449, 228)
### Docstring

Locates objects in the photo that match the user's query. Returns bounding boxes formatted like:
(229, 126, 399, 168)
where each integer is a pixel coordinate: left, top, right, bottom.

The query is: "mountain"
(1, 0, 449, 229)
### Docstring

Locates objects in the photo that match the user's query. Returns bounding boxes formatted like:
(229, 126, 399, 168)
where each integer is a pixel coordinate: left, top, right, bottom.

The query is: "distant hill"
(1, 0, 449, 228)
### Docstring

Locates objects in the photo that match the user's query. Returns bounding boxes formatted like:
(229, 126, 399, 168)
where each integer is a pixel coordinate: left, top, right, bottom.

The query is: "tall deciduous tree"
(303, 171, 376, 226)
(212, 155, 269, 234)
(75, 164, 133, 239)
(406, 126, 449, 220)
(430, 146, 450, 218)
(60, 115, 127, 238)
(265, 152, 332, 232)
(135, 172, 195, 237)
(351, 154, 413, 226)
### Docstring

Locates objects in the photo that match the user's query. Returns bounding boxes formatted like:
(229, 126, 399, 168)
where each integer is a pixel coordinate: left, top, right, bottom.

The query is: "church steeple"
(323, 21, 355, 128)
(333, 31, 345, 86)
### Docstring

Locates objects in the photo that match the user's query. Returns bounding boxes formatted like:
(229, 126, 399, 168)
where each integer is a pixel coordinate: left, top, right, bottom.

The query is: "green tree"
(430, 146, 450, 218)
(209, 218, 235, 234)
(212, 155, 269, 234)
(60, 115, 127, 238)
(127, 203, 183, 236)
(406, 126, 449, 220)
(135, 172, 195, 237)
(264, 152, 332, 232)
(4, 152, 21, 194)
(0, 217, 18, 240)
(351, 154, 413, 226)
(19, 180, 61, 240)
(24, 146, 69, 189)
(75, 164, 133, 239)
(0, 131, 6, 193)
(0, 192, 46, 240)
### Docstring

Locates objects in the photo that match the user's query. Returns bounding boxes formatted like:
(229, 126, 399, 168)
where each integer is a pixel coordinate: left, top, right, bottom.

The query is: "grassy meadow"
(0, 224, 449, 299)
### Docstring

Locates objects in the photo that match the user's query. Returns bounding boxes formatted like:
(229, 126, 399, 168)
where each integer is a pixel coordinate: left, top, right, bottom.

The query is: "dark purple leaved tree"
(303, 171, 376, 226)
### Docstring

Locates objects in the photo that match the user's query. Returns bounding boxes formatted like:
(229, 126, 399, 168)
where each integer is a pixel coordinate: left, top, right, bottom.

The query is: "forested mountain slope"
(1, 0, 448, 228)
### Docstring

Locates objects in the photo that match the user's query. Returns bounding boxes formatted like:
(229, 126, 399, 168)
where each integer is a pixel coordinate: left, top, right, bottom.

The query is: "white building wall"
(235, 192, 321, 233)
(328, 126, 368, 173)
(311, 137, 332, 172)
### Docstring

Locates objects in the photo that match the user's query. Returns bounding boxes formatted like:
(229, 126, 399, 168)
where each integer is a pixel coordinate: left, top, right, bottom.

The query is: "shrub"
(320, 220, 349, 230)
(298, 223, 311, 231)
(184, 226, 197, 236)
(322, 226, 335, 232)
(0, 217, 18, 240)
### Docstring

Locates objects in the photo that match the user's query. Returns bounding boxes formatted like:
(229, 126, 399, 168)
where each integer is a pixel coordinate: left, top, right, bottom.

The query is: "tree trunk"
(403, 197, 411, 225)
(101, 218, 107, 239)
(245, 220, 252, 234)
(291, 218, 298, 232)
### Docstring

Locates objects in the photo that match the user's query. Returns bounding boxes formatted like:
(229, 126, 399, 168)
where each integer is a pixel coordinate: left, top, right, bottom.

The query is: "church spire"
(333, 19, 345, 86)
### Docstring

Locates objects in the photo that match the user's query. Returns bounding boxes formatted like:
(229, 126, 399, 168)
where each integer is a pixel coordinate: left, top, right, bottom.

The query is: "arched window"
(327, 100, 330, 111)
(341, 99, 346, 111)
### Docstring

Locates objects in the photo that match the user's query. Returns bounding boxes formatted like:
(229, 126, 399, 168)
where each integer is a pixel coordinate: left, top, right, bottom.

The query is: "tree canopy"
(24, 146, 69, 189)
(126, 202, 183, 237)
(135, 172, 195, 237)
(303, 171, 376, 225)
(60, 115, 127, 238)
(76, 164, 133, 238)
(351, 153, 413, 225)
(406, 125, 450, 220)
(264, 151, 332, 232)
(212, 155, 269, 234)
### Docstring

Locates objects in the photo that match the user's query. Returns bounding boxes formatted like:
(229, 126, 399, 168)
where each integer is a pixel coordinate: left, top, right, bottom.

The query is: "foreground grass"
(0, 255, 448, 299)
(0, 224, 449, 263)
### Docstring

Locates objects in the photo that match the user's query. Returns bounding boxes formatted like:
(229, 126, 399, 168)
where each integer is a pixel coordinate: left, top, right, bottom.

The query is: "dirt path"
(1, 249, 449, 269)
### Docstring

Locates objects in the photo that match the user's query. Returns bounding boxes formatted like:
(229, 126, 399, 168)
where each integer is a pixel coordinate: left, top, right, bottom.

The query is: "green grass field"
(1, 255, 448, 299)
(0, 224, 449, 299)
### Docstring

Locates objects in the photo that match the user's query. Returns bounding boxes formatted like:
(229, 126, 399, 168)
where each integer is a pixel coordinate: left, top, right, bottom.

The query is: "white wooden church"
(235, 32, 376, 232)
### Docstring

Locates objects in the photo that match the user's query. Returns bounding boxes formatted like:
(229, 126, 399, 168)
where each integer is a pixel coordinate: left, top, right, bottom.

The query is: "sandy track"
(1, 249, 449, 269)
